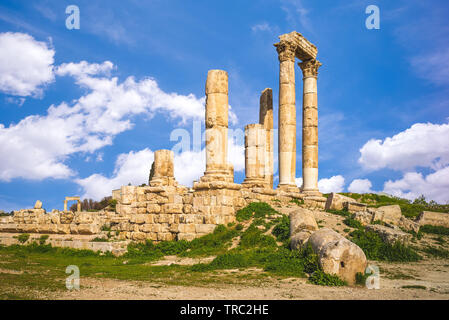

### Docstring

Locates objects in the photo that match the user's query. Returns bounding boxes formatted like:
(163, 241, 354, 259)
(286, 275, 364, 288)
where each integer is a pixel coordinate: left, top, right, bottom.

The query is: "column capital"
(298, 59, 322, 78)
(274, 40, 296, 62)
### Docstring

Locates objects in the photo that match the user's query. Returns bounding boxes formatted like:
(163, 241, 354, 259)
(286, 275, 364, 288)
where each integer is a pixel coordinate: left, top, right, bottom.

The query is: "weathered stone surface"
(398, 216, 420, 233)
(372, 205, 402, 225)
(324, 193, 356, 211)
(366, 224, 412, 245)
(34, 200, 43, 209)
(289, 208, 318, 235)
(352, 211, 374, 226)
(290, 230, 313, 250)
(417, 211, 449, 228)
(344, 201, 367, 213)
(308, 228, 367, 285)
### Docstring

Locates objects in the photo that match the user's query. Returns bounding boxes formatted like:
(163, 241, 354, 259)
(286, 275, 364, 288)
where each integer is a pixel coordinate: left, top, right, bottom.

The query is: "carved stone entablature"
(298, 59, 322, 78)
(275, 31, 318, 61)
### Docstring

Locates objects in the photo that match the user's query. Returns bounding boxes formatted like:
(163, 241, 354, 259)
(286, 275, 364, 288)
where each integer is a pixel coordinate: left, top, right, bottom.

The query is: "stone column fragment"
(259, 88, 274, 188)
(201, 70, 233, 182)
(298, 59, 321, 195)
(275, 41, 298, 189)
(149, 149, 177, 186)
(243, 124, 267, 187)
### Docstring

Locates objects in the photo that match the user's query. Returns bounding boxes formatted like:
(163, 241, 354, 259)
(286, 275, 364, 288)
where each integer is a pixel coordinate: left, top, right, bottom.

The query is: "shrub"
(16, 233, 30, 244)
(308, 270, 347, 286)
(235, 202, 277, 222)
(327, 209, 351, 217)
(289, 199, 304, 206)
(108, 199, 118, 211)
(350, 229, 421, 262)
(272, 215, 290, 242)
(343, 217, 363, 229)
(421, 246, 449, 259)
(355, 272, 370, 286)
(240, 225, 277, 249)
(92, 237, 108, 242)
(39, 235, 49, 245)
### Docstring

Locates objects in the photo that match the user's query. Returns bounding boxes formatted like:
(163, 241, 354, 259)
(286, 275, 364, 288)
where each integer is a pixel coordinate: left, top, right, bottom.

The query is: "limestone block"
(131, 232, 147, 241)
(195, 224, 216, 234)
(366, 224, 412, 245)
(183, 205, 192, 214)
(289, 208, 318, 235)
(372, 205, 402, 225)
(417, 211, 449, 228)
(34, 200, 43, 209)
(325, 193, 355, 211)
(398, 216, 420, 233)
(168, 194, 183, 204)
(352, 211, 374, 226)
(157, 232, 174, 241)
(137, 208, 147, 214)
(290, 230, 313, 250)
(57, 224, 71, 234)
(77, 224, 101, 235)
(162, 204, 183, 214)
(308, 228, 367, 285)
(121, 186, 137, 205)
(178, 233, 197, 241)
(146, 204, 161, 214)
(38, 224, 58, 234)
(344, 202, 367, 213)
(205, 70, 228, 94)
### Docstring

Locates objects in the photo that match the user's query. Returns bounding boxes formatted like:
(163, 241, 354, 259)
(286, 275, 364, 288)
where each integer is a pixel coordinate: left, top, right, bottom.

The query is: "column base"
(277, 184, 300, 193)
(301, 188, 322, 197)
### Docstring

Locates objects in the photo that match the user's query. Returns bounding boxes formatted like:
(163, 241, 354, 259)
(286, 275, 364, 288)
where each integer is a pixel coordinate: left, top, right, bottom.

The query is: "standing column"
(298, 59, 321, 194)
(202, 70, 233, 182)
(275, 41, 298, 189)
(259, 88, 274, 188)
(243, 124, 266, 188)
(149, 149, 176, 186)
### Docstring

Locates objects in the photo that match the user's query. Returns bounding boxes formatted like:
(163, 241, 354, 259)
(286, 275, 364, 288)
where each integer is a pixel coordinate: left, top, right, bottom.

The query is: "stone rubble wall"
(0, 184, 327, 244)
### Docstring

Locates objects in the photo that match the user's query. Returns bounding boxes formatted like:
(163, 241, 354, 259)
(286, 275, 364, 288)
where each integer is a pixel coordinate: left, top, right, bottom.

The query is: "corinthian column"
(298, 59, 321, 195)
(275, 41, 298, 190)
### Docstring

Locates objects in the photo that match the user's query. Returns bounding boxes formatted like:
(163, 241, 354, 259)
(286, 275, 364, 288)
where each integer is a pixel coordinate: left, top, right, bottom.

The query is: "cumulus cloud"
(348, 179, 373, 193)
(295, 175, 345, 193)
(318, 175, 345, 193)
(359, 121, 449, 171)
(0, 58, 208, 181)
(0, 32, 55, 97)
(76, 148, 154, 200)
(76, 137, 245, 200)
(383, 167, 449, 204)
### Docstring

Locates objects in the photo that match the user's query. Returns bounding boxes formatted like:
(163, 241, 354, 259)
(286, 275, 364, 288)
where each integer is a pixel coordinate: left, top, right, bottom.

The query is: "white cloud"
(76, 148, 154, 200)
(251, 23, 272, 32)
(410, 48, 449, 86)
(0, 58, 209, 181)
(348, 179, 373, 193)
(359, 121, 449, 171)
(318, 175, 345, 193)
(0, 32, 55, 97)
(383, 166, 449, 204)
(295, 175, 345, 193)
(76, 137, 245, 199)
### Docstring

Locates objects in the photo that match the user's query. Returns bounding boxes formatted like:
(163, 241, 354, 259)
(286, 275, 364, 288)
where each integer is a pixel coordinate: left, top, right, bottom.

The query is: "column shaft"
(299, 59, 321, 194)
(243, 124, 267, 187)
(276, 42, 297, 188)
(259, 88, 274, 188)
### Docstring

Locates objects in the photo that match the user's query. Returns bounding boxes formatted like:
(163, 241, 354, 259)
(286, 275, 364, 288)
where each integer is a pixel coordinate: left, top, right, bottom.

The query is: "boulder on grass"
(290, 230, 313, 251)
(352, 211, 374, 226)
(325, 193, 355, 211)
(365, 224, 412, 245)
(289, 208, 318, 234)
(307, 228, 367, 285)
(398, 216, 420, 233)
(372, 205, 402, 225)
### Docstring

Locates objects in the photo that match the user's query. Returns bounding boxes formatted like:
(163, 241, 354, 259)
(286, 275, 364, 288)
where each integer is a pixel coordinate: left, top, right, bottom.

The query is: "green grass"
(327, 209, 351, 217)
(420, 225, 449, 235)
(309, 270, 347, 286)
(343, 217, 363, 229)
(272, 215, 290, 242)
(349, 229, 421, 262)
(421, 246, 449, 259)
(235, 202, 277, 222)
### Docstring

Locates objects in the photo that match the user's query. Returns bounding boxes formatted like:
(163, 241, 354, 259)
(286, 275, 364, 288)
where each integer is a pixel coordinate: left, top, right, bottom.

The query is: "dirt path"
(54, 259, 449, 300)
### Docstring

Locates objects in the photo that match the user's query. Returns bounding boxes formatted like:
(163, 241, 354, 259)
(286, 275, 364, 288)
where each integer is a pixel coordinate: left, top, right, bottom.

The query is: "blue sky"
(1, 0, 449, 211)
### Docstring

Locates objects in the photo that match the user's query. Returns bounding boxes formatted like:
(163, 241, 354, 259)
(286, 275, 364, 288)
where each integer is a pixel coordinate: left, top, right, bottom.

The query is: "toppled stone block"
(372, 205, 402, 225)
(290, 230, 313, 251)
(366, 224, 412, 245)
(344, 202, 367, 213)
(324, 193, 356, 211)
(308, 228, 367, 285)
(289, 208, 318, 234)
(417, 211, 449, 228)
(398, 216, 420, 233)
(352, 211, 373, 226)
